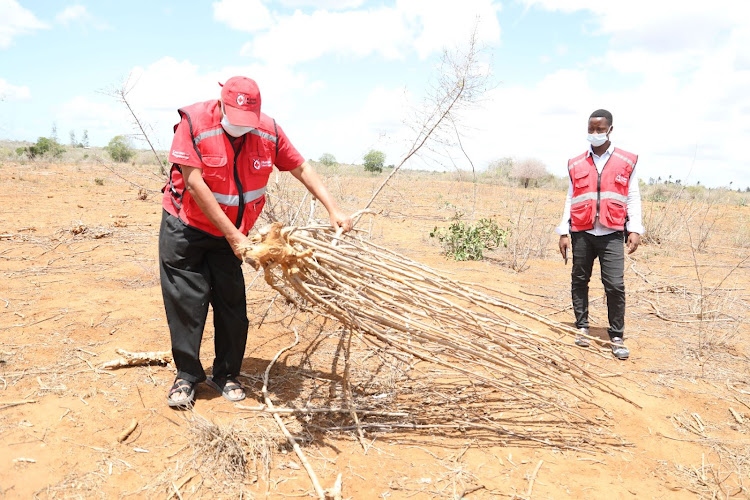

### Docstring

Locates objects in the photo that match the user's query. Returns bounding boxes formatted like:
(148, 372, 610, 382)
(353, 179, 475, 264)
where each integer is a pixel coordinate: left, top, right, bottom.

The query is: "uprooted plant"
(240, 221, 638, 437)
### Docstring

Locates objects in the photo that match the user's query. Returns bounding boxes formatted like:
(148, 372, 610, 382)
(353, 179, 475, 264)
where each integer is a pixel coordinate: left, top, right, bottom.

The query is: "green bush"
(363, 149, 385, 173)
(106, 135, 135, 163)
(319, 153, 337, 166)
(430, 217, 509, 261)
(18, 137, 65, 159)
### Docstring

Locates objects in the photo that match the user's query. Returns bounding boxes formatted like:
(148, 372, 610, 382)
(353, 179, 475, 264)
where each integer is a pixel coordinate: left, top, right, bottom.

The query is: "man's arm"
(625, 166, 644, 254)
(182, 165, 248, 258)
(289, 161, 352, 232)
(557, 178, 574, 259)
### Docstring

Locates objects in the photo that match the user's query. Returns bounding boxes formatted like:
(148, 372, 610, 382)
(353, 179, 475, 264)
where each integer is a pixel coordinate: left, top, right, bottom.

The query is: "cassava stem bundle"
(240, 221, 636, 429)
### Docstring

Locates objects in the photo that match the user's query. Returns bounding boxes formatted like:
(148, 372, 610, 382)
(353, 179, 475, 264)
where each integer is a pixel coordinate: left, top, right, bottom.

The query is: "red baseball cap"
(219, 76, 261, 127)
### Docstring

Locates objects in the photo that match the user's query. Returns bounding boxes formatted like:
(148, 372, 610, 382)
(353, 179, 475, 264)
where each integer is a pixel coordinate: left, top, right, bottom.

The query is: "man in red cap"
(160, 76, 352, 407)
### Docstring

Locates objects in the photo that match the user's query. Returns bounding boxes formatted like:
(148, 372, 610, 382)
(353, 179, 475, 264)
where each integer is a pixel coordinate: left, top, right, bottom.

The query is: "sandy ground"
(1, 160, 749, 499)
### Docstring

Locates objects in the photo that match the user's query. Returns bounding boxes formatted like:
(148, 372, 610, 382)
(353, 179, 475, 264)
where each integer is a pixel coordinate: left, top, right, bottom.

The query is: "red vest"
(162, 100, 280, 237)
(568, 148, 637, 232)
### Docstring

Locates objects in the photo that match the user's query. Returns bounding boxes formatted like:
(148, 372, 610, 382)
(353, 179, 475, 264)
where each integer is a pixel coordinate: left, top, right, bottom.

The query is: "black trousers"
(158, 211, 249, 383)
(570, 231, 626, 339)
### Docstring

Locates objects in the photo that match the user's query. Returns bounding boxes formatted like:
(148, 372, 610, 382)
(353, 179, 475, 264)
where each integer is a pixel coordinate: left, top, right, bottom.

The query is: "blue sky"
(2, 0, 749, 188)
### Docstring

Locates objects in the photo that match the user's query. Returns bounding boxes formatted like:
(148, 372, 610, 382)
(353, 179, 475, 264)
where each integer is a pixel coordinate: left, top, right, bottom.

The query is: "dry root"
(100, 349, 173, 370)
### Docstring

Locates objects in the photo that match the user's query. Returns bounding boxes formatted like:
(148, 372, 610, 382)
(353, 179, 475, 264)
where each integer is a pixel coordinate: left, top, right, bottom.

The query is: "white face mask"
(587, 126, 611, 147)
(220, 103, 254, 137)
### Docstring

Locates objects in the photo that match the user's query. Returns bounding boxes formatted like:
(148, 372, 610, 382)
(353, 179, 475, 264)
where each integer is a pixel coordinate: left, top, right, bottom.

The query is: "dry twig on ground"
(100, 349, 173, 369)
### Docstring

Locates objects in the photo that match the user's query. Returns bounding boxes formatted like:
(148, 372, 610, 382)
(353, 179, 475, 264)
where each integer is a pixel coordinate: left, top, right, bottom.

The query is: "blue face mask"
(220, 103, 253, 137)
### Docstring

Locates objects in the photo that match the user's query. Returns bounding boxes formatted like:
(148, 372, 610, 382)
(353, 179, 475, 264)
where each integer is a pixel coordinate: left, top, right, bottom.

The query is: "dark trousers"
(158, 211, 249, 383)
(570, 231, 626, 339)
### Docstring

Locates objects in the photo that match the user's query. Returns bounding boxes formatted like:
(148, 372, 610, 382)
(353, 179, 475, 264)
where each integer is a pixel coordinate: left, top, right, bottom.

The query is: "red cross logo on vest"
(253, 159, 261, 170)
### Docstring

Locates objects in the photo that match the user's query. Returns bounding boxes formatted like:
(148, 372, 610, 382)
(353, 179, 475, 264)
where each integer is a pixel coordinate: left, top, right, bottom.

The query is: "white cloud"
(0, 0, 48, 49)
(0, 77, 31, 101)
(62, 57, 327, 150)
(238, 0, 501, 64)
(212, 0, 273, 32)
(241, 7, 411, 63)
(397, 0, 502, 59)
(277, 0, 364, 8)
(55, 4, 110, 30)
(522, 0, 742, 52)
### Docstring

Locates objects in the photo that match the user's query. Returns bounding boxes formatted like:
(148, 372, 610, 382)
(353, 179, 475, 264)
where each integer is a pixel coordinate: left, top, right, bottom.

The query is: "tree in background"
(485, 157, 514, 183)
(319, 153, 337, 166)
(106, 135, 135, 163)
(363, 149, 385, 173)
(82, 130, 89, 147)
(51, 122, 58, 142)
(69, 130, 77, 147)
(19, 137, 65, 159)
(511, 158, 548, 188)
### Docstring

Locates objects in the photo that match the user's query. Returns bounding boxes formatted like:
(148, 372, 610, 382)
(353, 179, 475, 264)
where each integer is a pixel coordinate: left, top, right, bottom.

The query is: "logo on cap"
(237, 94, 246, 106)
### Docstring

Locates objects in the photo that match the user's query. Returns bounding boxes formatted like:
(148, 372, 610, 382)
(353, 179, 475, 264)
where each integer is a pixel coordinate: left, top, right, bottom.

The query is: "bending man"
(160, 76, 351, 407)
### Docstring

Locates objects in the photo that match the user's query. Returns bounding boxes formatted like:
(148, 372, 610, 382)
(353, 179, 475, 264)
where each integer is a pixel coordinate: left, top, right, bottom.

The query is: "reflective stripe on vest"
(571, 190, 628, 205)
(612, 151, 635, 167)
(249, 128, 277, 143)
(194, 126, 277, 146)
(568, 156, 589, 170)
(193, 127, 223, 146)
(212, 186, 267, 207)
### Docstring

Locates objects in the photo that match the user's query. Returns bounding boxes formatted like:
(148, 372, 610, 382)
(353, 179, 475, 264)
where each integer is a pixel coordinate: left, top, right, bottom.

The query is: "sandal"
(207, 376, 246, 402)
(167, 378, 196, 408)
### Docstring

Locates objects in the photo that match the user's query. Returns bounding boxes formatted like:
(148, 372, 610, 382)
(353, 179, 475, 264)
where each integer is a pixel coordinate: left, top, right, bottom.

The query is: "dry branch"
(0, 399, 37, 411)
(261, 329, 327, 499)
(100, 349, 172, 369)
(239, 220, 638, 444)
(117, 418, 138, 443)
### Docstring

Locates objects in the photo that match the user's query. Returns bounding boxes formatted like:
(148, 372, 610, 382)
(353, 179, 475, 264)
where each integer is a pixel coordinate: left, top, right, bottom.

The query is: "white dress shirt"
(555, 143, 645, 236)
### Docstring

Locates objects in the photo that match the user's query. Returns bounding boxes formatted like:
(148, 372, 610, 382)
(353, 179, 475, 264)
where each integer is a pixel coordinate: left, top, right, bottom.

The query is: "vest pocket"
(201, 155, 228, 182)
(242, 196, 266, 234)
(571, 200, 593, 227)
(604, 200, 626, 227)
(574, 169, 590, 189)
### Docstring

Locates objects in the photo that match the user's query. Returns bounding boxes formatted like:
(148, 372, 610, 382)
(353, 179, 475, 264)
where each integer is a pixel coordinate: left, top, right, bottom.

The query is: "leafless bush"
(504, 198, 552, 272)
(510, 158, 548, 189)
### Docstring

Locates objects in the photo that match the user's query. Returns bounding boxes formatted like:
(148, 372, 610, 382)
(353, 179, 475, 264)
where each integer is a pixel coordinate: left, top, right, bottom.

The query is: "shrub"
(363, 149, 385, 173)
(510, 158, 548, 188)
(106, 135, 135, 163)
(21, 137, 65, 159)
(430, 216, 509, 261)
(319, 153, 337, 166)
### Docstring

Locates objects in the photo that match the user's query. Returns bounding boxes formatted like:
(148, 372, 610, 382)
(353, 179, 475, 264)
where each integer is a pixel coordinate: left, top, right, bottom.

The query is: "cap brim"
(225, 105, 260, 128)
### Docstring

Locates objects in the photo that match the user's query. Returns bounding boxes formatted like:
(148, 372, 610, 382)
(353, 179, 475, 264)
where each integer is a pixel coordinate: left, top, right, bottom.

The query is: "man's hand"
(559, 235, 570, 261)
(329, 208, 353, 233)
(227, 233, 250, 261)
(627, 232, 641, 254)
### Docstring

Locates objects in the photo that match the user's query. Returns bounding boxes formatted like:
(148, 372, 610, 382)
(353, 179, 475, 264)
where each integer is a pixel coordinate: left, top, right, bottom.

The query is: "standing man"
(160, 76, 352, 407)
(556, 109, 644, 360)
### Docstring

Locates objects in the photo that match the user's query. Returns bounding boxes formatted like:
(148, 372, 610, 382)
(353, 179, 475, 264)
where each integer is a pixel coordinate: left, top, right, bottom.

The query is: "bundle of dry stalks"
(239, 220, 636, 432)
